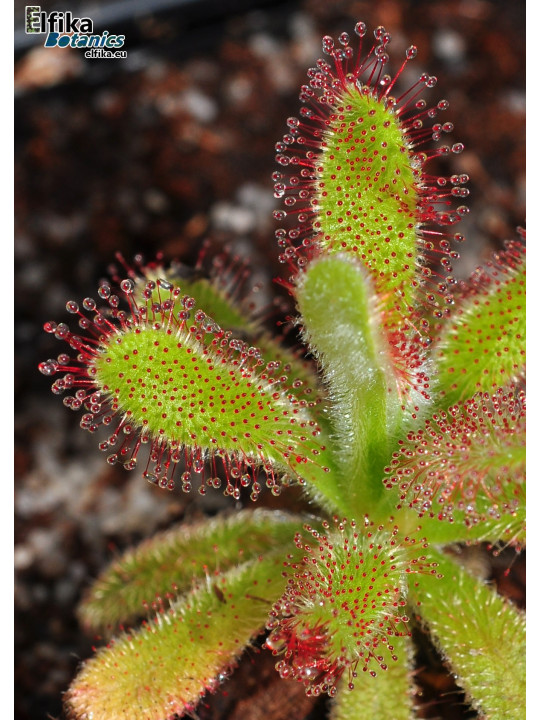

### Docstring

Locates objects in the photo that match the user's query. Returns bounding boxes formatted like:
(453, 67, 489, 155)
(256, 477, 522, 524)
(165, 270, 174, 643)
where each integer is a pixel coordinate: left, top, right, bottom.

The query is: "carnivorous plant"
(39, 21, 525, 720)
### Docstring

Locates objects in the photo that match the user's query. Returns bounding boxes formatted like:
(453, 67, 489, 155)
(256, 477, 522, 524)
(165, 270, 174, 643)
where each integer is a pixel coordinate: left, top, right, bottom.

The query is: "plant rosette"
(40, 20, 525, 720)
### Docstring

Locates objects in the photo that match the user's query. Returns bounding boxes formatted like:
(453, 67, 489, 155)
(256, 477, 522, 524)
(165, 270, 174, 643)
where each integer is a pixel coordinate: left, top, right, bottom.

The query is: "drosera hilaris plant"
(39, 20, 525, 720)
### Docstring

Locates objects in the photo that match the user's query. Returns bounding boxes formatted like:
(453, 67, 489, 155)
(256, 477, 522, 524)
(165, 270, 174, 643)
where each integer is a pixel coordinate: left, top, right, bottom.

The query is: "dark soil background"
(14, 1, 525, 719)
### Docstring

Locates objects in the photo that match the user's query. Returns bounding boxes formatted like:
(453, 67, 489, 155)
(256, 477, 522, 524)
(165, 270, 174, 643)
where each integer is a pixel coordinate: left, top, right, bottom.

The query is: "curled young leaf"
(296, 255, 432, 510)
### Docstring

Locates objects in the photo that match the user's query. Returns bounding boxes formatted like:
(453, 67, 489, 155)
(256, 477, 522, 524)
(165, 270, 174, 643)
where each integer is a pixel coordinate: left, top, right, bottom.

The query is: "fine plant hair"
(39, 20, 525, 720)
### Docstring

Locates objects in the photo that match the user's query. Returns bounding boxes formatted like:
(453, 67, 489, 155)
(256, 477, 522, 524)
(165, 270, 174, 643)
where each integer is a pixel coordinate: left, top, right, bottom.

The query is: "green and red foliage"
(40, 21, 525, 720)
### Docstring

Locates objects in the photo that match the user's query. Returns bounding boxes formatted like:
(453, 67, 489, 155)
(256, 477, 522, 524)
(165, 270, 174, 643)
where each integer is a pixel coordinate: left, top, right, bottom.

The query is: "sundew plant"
(39, 21, 525, 720)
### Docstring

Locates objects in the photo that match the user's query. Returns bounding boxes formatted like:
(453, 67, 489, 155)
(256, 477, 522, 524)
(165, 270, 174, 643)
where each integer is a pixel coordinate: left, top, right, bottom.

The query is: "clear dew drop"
(406, 45, 417, 59)
(144, 471, 159, 485)
(355, 21, 366, 37)
(120, 279, 135, 294)
(322, 35, 334, 54)
(43, 321, 57, 333)
(98, 282, 111, 299)
(54, 323, 70, 339)
(82, 297, 96, 311)
(39, 359, 59, 376)
(193, 458, 204, 474)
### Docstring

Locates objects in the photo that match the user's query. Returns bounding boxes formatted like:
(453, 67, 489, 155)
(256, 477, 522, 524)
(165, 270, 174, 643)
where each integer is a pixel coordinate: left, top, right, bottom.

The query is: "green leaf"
(402, 503, 526, 548)
(79, 509, 306, 633)
(371, 501, 525, 550)
(92, 323, 321, 478)
(330, 635, 418, 720)
(138, 261, 324, 406)
(42, 278, 332, 501)
(315, 89, 419, 324)
(272, 39, 468, 330)
(384, 386, 525, 533)
(265, 518, 432, 695)
(409, 547, 526, 720)
(65, 553, 291, 720)
(434, 240, 525, 407)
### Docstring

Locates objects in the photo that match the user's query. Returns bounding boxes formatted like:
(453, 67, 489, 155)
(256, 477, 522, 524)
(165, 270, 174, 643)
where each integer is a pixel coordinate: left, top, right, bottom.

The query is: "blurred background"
(14, 1, 525, 718)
